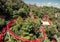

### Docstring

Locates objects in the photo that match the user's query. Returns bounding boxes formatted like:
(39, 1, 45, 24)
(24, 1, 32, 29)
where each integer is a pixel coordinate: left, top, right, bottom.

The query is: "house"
(41, 14, 51, 26)
(41, 20, 50, 25)
(55, 12, 60, 18)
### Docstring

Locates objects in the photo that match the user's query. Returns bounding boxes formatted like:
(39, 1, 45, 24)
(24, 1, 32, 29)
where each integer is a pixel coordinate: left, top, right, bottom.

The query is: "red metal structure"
(0, 26, 7, 42)
(0, 12, 47, 42)
(7, 18, 47, 42)
(0, 14, 56, 42)
(0, 17, 6, 42)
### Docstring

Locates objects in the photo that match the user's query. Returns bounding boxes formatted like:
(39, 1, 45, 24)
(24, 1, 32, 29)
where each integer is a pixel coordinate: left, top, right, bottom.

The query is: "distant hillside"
(28, 4, 60, 19)
(0, 0, 60, 19)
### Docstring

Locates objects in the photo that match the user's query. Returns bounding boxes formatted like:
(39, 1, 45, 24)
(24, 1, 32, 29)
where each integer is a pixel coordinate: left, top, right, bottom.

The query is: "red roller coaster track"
(0, 14, 56, 42)
(0, 26, 6, 42)
(7, 18, 46, 42)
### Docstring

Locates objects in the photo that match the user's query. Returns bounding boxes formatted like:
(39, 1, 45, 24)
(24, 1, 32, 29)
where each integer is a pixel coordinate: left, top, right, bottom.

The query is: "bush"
(0, 18, 6, 26)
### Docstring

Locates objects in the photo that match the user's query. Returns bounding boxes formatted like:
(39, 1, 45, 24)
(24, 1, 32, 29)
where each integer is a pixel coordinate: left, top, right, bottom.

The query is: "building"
(41, 14, 51, 26)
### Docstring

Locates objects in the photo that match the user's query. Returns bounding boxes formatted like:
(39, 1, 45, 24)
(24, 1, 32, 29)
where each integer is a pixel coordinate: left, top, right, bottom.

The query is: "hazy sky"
(23, 0, 60, 8)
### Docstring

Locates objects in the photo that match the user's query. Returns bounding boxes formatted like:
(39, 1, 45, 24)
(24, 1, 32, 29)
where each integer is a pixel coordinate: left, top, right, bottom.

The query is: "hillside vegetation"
(0, 0, 60, 42)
